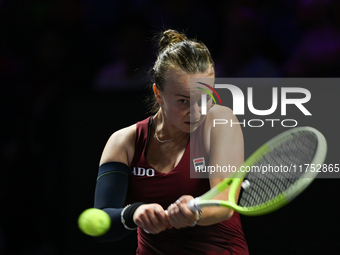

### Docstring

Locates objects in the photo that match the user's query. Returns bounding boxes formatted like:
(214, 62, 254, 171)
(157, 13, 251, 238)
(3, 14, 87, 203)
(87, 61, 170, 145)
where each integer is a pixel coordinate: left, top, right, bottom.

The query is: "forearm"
(93, 208, 131, 242)
(197, 180, 235, 226)
(198, 207, 234, 226)
(93, 162, 135, 242)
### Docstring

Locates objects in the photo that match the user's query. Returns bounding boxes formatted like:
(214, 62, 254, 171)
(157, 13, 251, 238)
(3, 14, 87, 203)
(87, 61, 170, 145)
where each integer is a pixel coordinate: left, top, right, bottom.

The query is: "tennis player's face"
(160, 67, 214, 133)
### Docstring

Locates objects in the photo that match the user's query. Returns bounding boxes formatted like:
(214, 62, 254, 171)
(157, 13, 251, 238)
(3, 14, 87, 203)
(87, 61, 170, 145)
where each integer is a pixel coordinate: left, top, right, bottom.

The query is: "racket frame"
(187, 126, 327, 216)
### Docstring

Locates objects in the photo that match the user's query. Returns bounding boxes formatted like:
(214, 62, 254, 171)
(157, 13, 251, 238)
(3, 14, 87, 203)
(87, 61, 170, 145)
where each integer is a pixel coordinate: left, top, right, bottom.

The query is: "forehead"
(163, 67, 215, 95)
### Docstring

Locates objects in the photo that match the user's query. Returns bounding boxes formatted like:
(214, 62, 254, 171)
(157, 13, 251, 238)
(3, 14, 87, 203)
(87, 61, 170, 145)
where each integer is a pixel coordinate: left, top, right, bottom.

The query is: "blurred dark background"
(1, 0, 340, 254)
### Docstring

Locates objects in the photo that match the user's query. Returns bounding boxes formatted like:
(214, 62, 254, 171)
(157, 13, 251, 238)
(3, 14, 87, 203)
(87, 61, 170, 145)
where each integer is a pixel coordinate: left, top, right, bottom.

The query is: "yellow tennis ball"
(78, 208, 111, 236)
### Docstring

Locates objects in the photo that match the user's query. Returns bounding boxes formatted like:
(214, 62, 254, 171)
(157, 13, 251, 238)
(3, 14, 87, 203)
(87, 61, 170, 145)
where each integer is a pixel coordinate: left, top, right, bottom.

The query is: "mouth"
(185, 121, 200, 126)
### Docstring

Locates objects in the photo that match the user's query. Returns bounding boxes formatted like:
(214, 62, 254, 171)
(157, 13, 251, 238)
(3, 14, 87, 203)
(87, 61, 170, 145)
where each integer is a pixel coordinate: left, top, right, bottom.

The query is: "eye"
(179, 99, 188, 104)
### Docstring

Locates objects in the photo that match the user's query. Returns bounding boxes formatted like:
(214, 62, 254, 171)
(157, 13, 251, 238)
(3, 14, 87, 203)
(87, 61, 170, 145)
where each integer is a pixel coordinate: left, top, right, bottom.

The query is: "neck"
(154, 110, 187, 143)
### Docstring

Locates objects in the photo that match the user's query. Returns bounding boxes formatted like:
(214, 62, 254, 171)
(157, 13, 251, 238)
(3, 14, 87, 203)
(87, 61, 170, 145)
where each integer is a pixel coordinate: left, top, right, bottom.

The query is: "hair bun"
(159, 29, 187, 51)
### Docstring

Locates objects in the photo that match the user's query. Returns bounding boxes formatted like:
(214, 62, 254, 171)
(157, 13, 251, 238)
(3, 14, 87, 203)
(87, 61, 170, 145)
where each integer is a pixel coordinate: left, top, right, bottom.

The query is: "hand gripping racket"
(187, 126, 327, 216)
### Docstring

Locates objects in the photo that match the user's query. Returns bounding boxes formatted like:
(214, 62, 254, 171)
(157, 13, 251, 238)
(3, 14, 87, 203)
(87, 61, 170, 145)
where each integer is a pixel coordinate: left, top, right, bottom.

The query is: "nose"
(190, 102, 201, 121)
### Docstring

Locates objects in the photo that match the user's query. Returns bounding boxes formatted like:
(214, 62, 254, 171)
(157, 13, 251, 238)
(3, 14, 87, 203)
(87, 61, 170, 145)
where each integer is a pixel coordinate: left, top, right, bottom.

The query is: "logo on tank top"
(131, 167, 155, 177)
(193, 157, 205, 171)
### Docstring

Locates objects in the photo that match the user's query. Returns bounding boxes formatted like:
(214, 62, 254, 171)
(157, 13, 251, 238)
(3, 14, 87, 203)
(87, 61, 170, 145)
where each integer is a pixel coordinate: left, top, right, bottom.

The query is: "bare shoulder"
(99, 124, 136, 166)
(203, 105, 244, 154)
(204, 105, 240, 135)
(207, 105, 235, 121)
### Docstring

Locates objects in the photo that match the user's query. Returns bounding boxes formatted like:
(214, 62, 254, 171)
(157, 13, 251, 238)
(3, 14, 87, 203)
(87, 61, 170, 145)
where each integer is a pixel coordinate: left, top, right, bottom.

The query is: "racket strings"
(239, 131, 318, 208)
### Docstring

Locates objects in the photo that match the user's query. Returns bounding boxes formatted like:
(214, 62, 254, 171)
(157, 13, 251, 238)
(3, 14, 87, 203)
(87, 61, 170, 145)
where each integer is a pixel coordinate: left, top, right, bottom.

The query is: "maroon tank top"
(126, 117, 249, 255)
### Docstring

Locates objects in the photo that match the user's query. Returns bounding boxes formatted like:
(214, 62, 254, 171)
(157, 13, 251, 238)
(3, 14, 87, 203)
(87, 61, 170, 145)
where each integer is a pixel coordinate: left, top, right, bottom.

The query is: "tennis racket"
(187, 126, 327, 216)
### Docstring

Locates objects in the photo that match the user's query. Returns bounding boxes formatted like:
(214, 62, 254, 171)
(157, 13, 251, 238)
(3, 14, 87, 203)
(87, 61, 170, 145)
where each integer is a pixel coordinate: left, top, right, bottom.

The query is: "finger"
(136, 207, 164, 234)
(145, 206, 170, 233)
(163, 210, 172, 228)
(171, 203, 197, 227)
(149, 217, 163, 233)
(177, 196, 190, 204)
(178, 202, 196, 218)
(178, 203, 198, 226)
(168, 204, 186, 228)
(136, 213, 157, 233)
(155, 208, 171, 227)
(167, 204, 178, 226)
(144, 219, 162, 234)
(150, 209, 169, 233)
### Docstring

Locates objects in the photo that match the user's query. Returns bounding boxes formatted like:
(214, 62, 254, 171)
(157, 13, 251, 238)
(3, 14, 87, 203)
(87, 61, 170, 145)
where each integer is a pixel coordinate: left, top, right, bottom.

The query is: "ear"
(153, 84, 163, 104)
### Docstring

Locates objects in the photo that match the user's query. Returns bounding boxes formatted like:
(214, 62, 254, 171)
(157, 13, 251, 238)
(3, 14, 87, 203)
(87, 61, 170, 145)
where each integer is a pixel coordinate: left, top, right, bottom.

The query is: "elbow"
(224, 209, 235, 221)
(215, 208, 234, 223)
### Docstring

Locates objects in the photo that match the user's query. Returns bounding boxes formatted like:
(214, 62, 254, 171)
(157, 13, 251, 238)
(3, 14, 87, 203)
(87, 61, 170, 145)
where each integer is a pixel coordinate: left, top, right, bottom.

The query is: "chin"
(189, 126, 199, 133)
(188, 123, 201, 133)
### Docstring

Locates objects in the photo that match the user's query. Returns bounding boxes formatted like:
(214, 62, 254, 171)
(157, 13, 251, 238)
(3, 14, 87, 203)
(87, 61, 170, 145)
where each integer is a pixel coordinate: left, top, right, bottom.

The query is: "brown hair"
(147, 29, 215, 113)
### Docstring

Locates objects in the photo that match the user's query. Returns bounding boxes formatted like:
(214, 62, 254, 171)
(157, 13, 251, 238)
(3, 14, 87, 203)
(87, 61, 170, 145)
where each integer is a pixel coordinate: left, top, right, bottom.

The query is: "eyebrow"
(175, 94, 190, 98)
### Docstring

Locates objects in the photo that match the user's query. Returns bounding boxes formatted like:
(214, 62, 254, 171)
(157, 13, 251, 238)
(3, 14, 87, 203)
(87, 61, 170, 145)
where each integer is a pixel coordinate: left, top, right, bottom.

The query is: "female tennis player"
(94, 29, 249, 254)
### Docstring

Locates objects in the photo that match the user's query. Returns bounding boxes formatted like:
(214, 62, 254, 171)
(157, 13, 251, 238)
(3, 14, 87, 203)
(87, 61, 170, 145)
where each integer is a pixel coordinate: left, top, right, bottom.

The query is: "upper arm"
(204, 105, 244, 186)
(99, 124, 136, 167)
(191, 106, 244, 222)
